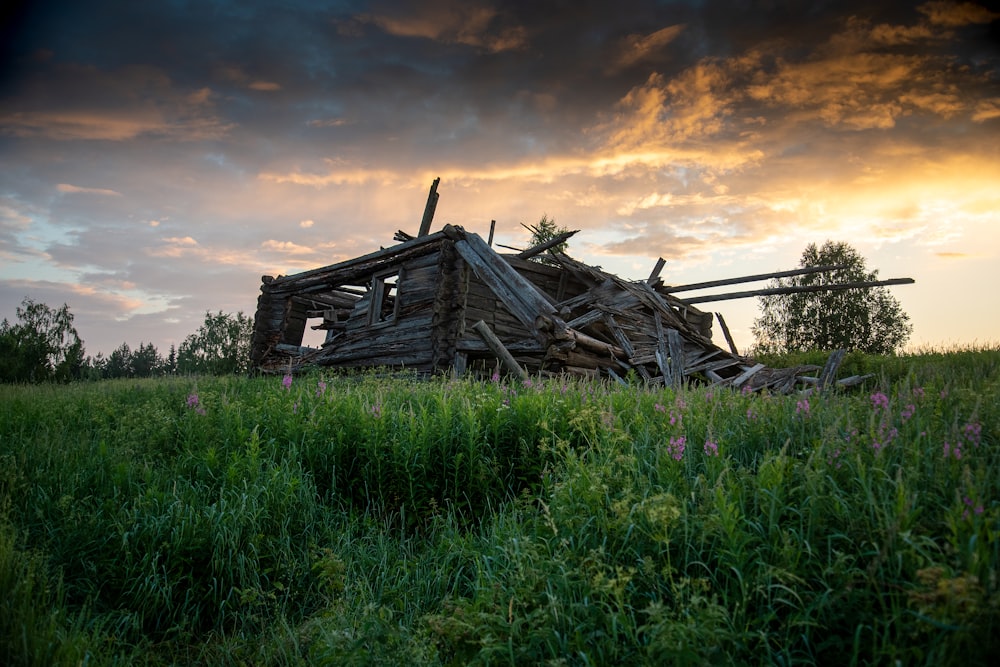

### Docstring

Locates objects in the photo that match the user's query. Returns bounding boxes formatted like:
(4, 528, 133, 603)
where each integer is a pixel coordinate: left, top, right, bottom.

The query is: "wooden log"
(681, 277, 915, 304)
(472, 320, 528, 380)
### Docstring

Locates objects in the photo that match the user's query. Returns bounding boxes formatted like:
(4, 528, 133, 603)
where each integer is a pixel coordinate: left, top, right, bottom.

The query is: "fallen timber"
(250, 185, 914, 394)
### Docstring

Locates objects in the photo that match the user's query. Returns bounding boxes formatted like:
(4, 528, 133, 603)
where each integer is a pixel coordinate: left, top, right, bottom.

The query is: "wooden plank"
(731, 363, 766, 388)
(715, 312, 739, 355)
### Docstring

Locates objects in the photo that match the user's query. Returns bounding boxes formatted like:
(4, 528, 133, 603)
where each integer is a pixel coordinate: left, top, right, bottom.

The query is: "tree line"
(0, 302, 253, 382)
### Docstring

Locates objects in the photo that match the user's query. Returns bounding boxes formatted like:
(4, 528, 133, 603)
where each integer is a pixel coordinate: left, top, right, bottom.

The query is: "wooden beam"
(514, 229, 579, 260)
(681, 277, 915, 304)
(473, 320, 527, 380)
(647, 257, 666, 284)
(417, 177, 440, 237)
(662, 265, 849, 293)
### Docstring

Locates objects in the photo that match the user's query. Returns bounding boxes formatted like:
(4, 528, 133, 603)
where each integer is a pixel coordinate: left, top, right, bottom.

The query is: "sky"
(2, 0, 998, 358)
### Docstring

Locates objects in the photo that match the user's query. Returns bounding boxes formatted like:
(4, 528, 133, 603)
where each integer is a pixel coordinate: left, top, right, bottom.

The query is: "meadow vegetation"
(1, 346, 997, 665)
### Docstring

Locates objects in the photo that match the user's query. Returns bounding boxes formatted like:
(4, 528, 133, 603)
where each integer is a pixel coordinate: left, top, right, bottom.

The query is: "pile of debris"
(250, 180, 912, 393)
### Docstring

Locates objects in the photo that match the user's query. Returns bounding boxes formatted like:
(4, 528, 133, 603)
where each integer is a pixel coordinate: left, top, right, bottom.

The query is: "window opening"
(369, 270, 400, 324)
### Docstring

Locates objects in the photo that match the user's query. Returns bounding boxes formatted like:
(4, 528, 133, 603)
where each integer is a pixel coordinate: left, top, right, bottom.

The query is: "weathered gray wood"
(653, 312, 672, 385)
(472, 320, 528, 380)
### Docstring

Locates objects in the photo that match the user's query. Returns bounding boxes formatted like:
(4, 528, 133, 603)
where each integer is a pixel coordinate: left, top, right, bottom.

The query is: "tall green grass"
(1, 348, 997, 665)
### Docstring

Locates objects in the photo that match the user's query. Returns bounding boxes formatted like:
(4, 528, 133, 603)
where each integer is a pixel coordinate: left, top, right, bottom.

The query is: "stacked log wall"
(313, 249, 443, 371)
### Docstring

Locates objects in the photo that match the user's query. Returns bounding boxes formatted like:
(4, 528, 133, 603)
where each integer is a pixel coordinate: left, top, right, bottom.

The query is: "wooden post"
(472, 320, 528, 380)
(647, 257, 666, 284)
(417, 177, 440, 237)
(488, 219, 496, 246)
(666, 328, 685, 390)
(818, 348, 846, 390)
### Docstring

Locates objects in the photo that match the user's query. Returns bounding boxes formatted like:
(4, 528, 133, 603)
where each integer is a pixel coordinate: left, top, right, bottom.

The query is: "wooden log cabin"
(251, 180, 913, 392)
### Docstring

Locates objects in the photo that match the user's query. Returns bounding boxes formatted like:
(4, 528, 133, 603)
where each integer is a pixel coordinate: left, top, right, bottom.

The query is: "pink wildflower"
(901, 404, 915, 422)
(667, 435, 686, 461)
(282, 374, 293, 390)
(316, 380, 327, 397)
(703, 440, 719, 457)
(186, 393, 199, 409)
(870, 392, 889, 410)
(964, 422, 982, 448)
(796, 398, 810, 416)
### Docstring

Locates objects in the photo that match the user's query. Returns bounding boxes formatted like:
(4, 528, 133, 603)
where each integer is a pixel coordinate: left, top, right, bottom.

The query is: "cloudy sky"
(2, 0, 998, 358)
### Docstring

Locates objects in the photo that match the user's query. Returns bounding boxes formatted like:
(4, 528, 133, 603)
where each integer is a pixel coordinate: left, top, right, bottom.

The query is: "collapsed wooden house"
(250, 182, 913, 393)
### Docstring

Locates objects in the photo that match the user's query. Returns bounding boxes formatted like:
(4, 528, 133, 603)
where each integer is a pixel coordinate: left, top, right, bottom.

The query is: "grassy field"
(1, 348, 998, 665)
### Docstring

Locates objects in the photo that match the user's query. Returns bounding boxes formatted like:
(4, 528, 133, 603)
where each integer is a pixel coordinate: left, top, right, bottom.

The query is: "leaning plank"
(514, 229, 579, 260)
(715, 312, 739, 356)
(472, 320, 528, 380)
(603, 314, 636, 358)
